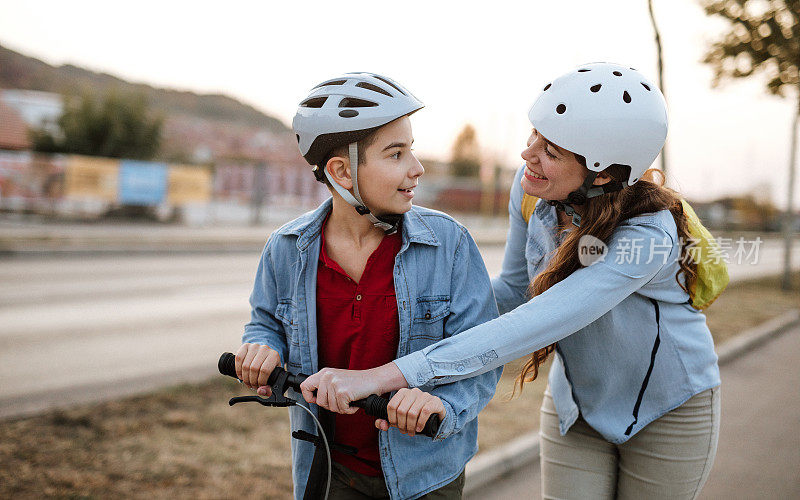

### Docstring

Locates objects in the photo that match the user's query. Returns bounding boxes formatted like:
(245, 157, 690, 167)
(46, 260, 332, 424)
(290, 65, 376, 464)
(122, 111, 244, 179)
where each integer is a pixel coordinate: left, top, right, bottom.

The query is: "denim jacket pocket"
(409, 296, 451, 350)
(274, 299, 295, 326)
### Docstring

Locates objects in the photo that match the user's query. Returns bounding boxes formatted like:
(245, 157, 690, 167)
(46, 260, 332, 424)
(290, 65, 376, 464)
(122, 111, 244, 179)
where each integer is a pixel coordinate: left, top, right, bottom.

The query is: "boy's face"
(352, 116, 424, 216)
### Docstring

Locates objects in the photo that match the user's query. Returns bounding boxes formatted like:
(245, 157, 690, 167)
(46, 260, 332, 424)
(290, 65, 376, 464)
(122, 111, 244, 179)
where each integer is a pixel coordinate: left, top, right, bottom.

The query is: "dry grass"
(1, 273, 797, 498)
(701, 272, 800, 344)
(0, 380, 294, 499)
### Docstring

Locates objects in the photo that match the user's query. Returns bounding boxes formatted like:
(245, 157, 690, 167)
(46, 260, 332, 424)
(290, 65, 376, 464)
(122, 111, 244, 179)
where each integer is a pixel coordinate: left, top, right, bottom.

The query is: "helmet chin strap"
(323, 142, 401, 234)
(547, 171, 624, 227)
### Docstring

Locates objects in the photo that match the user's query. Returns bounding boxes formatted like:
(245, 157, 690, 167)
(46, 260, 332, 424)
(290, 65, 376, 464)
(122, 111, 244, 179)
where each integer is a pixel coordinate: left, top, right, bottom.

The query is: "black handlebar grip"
(218, 352, 237, 378)
(218, 352, 440, 437)
(351, 395, 440, 438)
(218, 352, 283, 386)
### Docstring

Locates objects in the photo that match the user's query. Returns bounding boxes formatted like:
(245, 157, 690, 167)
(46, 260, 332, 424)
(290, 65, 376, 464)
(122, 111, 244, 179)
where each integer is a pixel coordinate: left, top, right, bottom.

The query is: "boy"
(236, 73, 500, 500)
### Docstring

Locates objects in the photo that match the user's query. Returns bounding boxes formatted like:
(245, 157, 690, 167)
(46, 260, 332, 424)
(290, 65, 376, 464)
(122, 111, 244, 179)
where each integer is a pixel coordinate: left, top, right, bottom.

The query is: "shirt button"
(356, 294, 362, 301)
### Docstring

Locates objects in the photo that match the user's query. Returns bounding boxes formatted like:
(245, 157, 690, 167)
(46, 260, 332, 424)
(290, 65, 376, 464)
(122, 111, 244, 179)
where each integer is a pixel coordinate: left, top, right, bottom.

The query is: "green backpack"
(520, 195, 729, 310)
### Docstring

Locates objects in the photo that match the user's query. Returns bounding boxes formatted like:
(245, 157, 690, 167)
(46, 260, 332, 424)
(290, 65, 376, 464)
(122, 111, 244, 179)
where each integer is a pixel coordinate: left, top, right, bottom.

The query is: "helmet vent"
(356, 82, 393, 96)
(590, 84, 602, 93)
(578, 69, 591, 72)
(623, 91, 632, 103)
(373, 75, 407, 95)
(295, 134, 300, 143)
(339, 110, 359, 118)
(641, 82, 651, 91)
(543, 83, 552, 91)
(594, 162, 600, 167)
(300, 97, 328, 108)
(339, 97, 378, 108)
(556, 104, 567, 114)
(312, 79, 346, 89)
(613, 71, 623, 76)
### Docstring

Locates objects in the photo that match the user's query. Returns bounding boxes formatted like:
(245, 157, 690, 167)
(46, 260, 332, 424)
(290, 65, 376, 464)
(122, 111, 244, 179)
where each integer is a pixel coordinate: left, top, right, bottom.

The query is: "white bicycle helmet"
(292, 72, 423, 232)
(528, 62, 668, 225)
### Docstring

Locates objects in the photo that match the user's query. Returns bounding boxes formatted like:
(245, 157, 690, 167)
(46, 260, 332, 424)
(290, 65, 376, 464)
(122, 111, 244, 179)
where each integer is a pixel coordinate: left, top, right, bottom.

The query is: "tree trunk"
(648, 0, 668, 177)
(781, 92, 799, 290)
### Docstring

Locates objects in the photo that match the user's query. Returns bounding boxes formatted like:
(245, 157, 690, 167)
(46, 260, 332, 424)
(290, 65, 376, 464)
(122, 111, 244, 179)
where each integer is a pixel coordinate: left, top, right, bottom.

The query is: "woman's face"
(519, 129, 589, 201)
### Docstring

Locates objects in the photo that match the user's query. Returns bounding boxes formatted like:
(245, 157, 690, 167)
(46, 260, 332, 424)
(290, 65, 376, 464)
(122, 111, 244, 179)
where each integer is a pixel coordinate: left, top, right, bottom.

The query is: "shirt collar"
(281, 198, 440, 251)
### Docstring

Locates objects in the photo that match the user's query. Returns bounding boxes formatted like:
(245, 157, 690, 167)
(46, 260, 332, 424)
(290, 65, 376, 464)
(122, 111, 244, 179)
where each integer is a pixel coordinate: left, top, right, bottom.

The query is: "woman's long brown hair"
(513, 166, 698, 394)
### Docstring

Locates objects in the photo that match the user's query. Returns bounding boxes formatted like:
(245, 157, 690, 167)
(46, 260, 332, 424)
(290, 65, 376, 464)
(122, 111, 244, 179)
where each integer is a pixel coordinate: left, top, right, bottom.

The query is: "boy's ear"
(325, 155, 353, 190)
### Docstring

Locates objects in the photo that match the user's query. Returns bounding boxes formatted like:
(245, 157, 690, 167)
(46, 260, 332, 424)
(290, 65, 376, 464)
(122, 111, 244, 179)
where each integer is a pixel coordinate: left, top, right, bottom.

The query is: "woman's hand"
(299, 362, 409, 414)
(375, 388, 445, 437)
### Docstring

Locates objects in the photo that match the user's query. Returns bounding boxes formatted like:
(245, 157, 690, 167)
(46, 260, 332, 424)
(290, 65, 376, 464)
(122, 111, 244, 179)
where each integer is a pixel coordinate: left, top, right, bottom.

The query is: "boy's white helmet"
(292, 72, 424, 234)
(528, 62, 668, 186)
(293, 72, 424, 172)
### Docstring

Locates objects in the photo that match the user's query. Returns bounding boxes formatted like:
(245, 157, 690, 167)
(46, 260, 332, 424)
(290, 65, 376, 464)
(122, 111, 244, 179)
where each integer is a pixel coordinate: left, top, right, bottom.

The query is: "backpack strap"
(521, 194, 539, 224)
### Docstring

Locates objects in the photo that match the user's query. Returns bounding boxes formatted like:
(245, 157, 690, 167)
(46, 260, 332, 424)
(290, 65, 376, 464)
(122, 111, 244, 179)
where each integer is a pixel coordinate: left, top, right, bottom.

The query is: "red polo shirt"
(317, 222, 401, 476)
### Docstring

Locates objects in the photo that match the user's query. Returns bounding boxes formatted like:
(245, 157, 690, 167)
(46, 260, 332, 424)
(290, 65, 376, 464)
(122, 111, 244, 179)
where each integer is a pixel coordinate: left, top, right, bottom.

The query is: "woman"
(301, 63, 722, 499)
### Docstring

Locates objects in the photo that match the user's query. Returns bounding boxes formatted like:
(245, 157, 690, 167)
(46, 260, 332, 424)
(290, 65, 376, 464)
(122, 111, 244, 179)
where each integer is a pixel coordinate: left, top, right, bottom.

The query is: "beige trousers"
(539, 387, 721, 500)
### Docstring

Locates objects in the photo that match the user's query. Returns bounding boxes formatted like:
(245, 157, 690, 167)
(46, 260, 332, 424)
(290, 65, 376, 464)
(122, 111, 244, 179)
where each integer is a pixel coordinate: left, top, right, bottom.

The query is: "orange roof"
(0, 99, 31, 150)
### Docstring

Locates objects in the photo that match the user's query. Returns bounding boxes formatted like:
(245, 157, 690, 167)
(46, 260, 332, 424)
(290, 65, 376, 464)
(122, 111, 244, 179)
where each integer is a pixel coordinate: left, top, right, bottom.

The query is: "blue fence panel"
(118, 160, 168, 206)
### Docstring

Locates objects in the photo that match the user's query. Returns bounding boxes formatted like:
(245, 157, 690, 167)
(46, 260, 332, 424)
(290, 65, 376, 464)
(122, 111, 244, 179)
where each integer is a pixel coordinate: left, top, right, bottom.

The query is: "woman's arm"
(301, 221, 675, 407)
(394, 221, 674, 387)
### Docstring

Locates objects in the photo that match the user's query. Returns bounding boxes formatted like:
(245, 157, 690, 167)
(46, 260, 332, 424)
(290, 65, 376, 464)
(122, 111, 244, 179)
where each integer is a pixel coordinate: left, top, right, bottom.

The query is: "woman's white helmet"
(529, 62, 668, 186)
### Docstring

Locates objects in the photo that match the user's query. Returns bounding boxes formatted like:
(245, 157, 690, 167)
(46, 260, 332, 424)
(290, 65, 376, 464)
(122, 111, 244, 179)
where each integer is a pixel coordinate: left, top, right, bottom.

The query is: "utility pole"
(781, 95, 798, 290)
(250, 162, 267, 226)
(648, 0, 668, 178)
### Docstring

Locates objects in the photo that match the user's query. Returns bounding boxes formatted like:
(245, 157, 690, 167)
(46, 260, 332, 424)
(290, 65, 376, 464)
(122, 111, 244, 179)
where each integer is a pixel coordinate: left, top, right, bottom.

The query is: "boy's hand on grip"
(235, 343, 280, 397)
(375, 388, 445, 437)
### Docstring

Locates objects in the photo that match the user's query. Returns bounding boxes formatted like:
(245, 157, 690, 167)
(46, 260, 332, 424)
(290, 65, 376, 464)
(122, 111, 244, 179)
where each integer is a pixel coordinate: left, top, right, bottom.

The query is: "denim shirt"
(243, 198, 501, 500)
(394, 166, 721, 445)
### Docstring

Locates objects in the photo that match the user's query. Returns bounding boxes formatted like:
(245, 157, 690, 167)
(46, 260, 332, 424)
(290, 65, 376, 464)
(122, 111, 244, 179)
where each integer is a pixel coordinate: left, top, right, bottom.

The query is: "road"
(466, 324, 800, 500)
(0, 238, 797, 418)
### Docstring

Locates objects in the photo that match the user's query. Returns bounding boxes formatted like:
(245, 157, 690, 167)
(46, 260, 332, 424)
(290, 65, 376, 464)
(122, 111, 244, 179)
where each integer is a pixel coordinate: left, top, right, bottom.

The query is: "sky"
(1, 0, 798, 209)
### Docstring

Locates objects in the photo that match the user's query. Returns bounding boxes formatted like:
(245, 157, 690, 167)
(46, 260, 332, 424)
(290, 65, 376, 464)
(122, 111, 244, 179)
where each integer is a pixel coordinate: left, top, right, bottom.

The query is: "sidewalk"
(0, 215, 512, 254)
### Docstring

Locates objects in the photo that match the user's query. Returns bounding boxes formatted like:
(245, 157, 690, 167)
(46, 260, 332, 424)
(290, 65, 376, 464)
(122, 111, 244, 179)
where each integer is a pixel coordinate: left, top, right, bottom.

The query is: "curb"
(0, 219, 511, 256)
(0, 233, 508, 256)
(463, 308, 800, 495)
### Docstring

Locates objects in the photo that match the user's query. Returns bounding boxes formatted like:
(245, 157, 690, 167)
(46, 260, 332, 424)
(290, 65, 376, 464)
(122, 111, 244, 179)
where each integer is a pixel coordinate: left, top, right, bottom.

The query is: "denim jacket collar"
(278, 197, 440, 251)
(528, 199, 561, 258)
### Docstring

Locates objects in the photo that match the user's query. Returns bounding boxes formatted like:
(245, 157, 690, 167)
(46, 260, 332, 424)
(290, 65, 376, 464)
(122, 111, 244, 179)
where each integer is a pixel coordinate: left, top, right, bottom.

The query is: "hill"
(0, 43, 288, 133)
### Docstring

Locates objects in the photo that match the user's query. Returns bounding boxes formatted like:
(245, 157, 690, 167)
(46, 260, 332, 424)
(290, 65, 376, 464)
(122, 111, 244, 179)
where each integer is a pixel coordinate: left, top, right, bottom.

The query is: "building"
(0, 89, 63, 134)
(0, 99, 31, 150)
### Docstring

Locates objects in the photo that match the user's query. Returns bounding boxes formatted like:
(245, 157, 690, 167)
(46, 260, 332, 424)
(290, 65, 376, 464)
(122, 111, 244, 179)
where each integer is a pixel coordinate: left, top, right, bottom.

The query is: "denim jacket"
(243, 198, 501, 500)
(394, 166, 721, 445)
